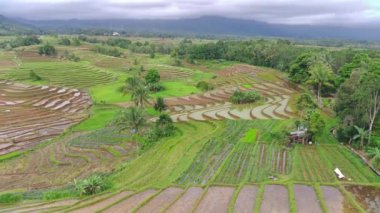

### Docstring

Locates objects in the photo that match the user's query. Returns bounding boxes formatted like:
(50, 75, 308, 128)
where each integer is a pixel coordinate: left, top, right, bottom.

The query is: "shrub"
(230, 90, 261, 104)
(147, 82, 164, 92)
(29, 70, 42, 81)
(196, 81, 214, 91)
(154, 97, 167, 112)
(92, 45, 122, 57)
(74, 174, 111, 196)
(145, 69, 160, 84)
(58, 37, 71, 46)
(0, 193, 22, 204)
(38, 44, 56, 56)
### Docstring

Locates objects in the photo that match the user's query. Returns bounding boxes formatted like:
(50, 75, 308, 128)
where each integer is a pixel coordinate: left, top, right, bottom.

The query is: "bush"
(154, 97, 167, 112)
(92, 45, 122, 57)
(58, 37, 71, 46)
(147, 82, 164, 92)
(230, 90, 261, 104)
(0, 193, 22, 204)
(196, 81, 214, 91)
(145, 69, 160, 84)
(29, 70, 42, 81)
(63, 50, 80, 62)
(74, 174, 111, 196)
(38, 44, 56, 56)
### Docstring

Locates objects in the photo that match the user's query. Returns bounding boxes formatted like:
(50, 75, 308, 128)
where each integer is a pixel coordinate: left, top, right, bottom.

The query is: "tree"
(296, 93, 317, 118)
(306, 111, 325, 141)
(145, 69, 160, 85)
(38, 44, 56, 56)
(307, 62, 334, 104)
(131, 85, 149, 107)
(358, 68, 380, 145)
(123, 76, 142, 94)
(367, 147, 380, 166)
(154, 97, 167, 113)
(353, 125, 369, 150)
(155, 114, 175, 137)
(114, 107, 147, 133)
(288, 53, 314, 83)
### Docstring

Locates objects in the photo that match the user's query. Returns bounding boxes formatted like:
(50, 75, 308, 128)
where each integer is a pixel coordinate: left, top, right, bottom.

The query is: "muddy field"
(194, 186, 235, 213)
(234, 185, 258, 213)
(345, 185, 380, 213)
(166, 187, 204, 213)
(260, 185, 289, 213)
(294, 185, 322, 213)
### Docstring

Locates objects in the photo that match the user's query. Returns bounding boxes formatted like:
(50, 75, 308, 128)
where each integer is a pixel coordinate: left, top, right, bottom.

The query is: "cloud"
(0, 0, 379, 25)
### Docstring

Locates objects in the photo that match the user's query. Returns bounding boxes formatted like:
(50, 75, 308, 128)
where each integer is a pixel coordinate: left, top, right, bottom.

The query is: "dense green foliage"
(75, 174, 111, 196)
(38, 43, 56, 56)
(196, 80, 214, 91)
(92, 45, 123, 57)
(230, 90, 261, 104)
(0, 35, 40, 49)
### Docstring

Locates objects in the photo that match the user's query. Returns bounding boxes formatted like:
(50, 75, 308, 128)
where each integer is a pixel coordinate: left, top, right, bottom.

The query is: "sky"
(0, 0, 380, 25)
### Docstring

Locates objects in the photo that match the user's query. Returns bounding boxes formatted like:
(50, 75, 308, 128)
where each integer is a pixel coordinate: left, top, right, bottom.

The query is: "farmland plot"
(177, 121, 250, 185)
(0, 81, 91, 155)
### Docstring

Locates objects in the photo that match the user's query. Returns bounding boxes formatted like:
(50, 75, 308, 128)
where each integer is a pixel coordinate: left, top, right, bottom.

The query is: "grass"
(72, 105, 120, 131)
(89, 80, 130, 104)
(151, 81, 201, 98)
(0, 150, 23, 162)
(0, 192, 22, 205)
(241, 129, 258, 144)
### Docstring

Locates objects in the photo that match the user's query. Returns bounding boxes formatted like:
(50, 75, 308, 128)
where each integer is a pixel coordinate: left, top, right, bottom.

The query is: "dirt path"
(137, 187, 184, 213)
(260, 185, 289, 213)
(294, 185, 322, 213)
(194, 186, 235, 213)
(234, 185, 258, 213)
(104, 190, 156, 213)
(166, 187, 204, 213)
(321, 186, 344, 213)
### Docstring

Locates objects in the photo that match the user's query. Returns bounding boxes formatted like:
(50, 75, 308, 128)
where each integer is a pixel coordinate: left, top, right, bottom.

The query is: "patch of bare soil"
(345, 185, 380, 213)
(294, 185, 322, 213)
(137, 187, 184, 213)
(260, 185, 289, 213)
(194, 186, 235, 213)
(166, 187, 204, 213)
(321, 186, 345, 213)
(104, 190, 157, 213)
(234, 185, 258, 213)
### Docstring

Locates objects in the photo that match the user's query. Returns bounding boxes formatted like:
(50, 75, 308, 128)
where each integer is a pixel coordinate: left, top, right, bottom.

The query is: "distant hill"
(6, 15, 380, 41)
(0, 15, 38, 35)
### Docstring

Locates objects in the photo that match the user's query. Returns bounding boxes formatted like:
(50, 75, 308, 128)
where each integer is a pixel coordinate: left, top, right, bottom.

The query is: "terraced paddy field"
(2, 184, 378, 213)
(0, 81, 91, 155)
(0, 38, 379, 213)
(7, 61, 116, 88)
(0, 128, 137, 190)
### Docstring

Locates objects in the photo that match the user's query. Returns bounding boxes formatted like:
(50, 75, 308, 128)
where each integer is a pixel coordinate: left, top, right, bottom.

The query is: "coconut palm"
(123, 76, 142, 95)
(307, 62, 334, 104)
(353, 125, 369, 150)
(131, 85, 150, 107)
(114, 106, 147, 133)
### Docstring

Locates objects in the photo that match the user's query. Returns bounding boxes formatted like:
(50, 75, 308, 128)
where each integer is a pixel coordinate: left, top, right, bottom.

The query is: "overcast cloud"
(0, 0, 379, 25)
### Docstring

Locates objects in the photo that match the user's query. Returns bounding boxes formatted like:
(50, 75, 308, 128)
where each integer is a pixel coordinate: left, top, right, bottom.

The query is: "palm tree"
(114, 106, 147, 133)
(131, 85, 149, 107)
(307, 62, 334, 104)
(123, 76, 142, 95)
(367, 147, 380, 166)
(353, 125, 369, 150)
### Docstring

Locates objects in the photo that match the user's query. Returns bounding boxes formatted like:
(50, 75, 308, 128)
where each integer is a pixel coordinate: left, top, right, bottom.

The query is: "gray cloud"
(0, 0, 379, 25)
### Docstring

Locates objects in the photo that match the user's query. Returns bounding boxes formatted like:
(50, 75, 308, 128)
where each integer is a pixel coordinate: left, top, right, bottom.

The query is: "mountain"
(0, 15, 38, 35)
(9, 15, 380, 41)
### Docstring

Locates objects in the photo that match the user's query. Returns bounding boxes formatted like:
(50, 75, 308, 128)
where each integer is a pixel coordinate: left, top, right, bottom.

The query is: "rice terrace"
(0, 7, 380, 213)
